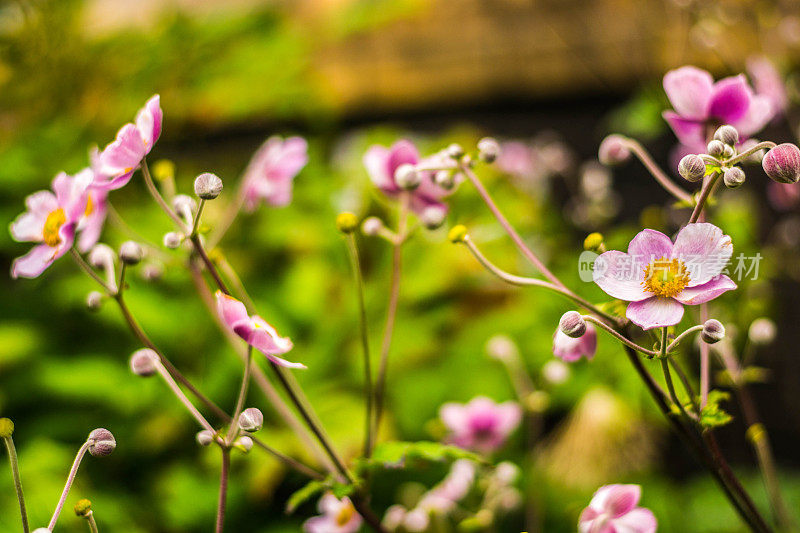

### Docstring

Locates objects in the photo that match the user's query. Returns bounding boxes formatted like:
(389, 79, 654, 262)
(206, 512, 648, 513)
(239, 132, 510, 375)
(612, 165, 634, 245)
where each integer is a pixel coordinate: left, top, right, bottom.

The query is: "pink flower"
(363, 140, 451, 216)
(579, 484, 657, 533)
(497, 141, 535, 177)
(10, 170, 92, 278)
(439, 396, 521, 454)
(593, 223, 736, 330)
(767, 181, 800, 211)
(91, 95, 162, 190)
(747, 56, 788, 118)
(215, 291, 304, 368)
(303, 494, 362, 533)
(553, 325, 597, 362)
(663, 66, 773, 152)
(242, 136, 308, 211)
(77, 180, 108, 253)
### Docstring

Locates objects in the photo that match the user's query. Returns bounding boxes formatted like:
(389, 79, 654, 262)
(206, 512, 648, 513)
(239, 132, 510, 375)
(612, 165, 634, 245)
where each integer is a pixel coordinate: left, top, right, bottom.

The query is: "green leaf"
(700, 390, 733, 428)
(285, 478, 357, 514)
(359, 441, 482, 472)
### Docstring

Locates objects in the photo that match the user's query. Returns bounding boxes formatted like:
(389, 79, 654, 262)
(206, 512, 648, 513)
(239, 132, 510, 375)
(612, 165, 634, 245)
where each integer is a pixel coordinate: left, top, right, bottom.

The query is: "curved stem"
(48, 441, 90, 530)
(621, 138, 693, 204)
(226, 347, 253, 446)
(3, 435, 29, 533)
(666, 325, 704, 352)
(215, 448, 230, 533)
(153, 359, 216, 435)
(71, 250, 115, 294)
(191, 199, 206, 237)
(700, 305, 711, 408)
(190, 234, 230, 294)
(85, 512, 99, 533)
(727, 142, 776, 167)
(583, 316, 657, 357)
(689, 171, 722, 223)
(141, 159, 188, 232)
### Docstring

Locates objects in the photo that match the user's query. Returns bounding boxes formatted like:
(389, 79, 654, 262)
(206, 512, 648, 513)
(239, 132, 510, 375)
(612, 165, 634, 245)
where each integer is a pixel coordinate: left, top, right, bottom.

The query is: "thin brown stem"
(215, 448, 230, 533)
(141, 158, 188, 232)
(621, 138, 693, 204)
(48, 441, 90, 530)
(3, 435, 29, 533)
(226, 347, 253, 446)
(689, 171, 722, 223)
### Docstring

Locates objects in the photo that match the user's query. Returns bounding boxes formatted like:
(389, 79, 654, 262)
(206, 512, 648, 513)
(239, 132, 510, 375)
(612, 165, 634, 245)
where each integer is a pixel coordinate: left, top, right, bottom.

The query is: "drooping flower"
(747, 56, 788, 119)
(593, 223, 736, 330)
(363, 139, 452, 216)
(215, 291, 304, 368)
(77, 181, 108, 253)
(663, 66, 773, 152)
(578, 484, 657, 533)
(241, 136, 308, 211)
(10, 170, 92, 278)
(91, 95, 163, 190)
(303, 493, 362, 533)
(439, 396, 521, 454)
(553, 324, 597, 362)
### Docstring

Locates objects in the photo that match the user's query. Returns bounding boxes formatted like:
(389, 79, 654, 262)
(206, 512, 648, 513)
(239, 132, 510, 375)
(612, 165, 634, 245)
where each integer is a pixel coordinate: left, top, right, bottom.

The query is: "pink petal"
(10, 200, 49, 242)
(708, 75, 752, 123)
(747, 56, 788, 117)
(671, 223, 732, 286)
(135, 94, 162, 148)
(11, 244, 59, 279)
(77, 190, 108, 253)
(494, 402, 522, 435)
(215, 291, 250, 328)
(627, 229, 673, 263)
(663, 111, 706, 149)
(674, 275, 736, 305)
(363, 145, 396, 192)
(265, 136, 308, 182)
(386, 140, 420, 180)
(612, 508, 657, 533)
(663, 66, 714, 120)
(95, 124, 146, 182)
(25, 190, 59, 216)
(731, 94, 773, 137)
(578, 507, 605, 533)
(439, 403, 467, 432)
(318, 493, 341, 515)
(553, 326, 597, 362)
(593, 251, 650, 302)
(600, 485, 641, 517)
(626, 297, 684, 330)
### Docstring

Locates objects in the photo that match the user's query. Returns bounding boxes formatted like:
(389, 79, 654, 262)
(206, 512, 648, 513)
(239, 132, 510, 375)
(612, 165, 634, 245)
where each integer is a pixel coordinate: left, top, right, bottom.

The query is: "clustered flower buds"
(163, 231, 183, 249)
(763, 143, 800, 184)
(335, 212, 359, 234)
(194, 172, 223, 200)
(598, 134, 631, 166)
(714, 125, 739, 146)
(394, 164, 420, 190)
(196, 429, 214, 447)
(88, 244, 115, 269)
(723, 167, 746, 189)
(87, 428, 116, 457)
(130, 348, 158, 377)
(701, 319, 726, 344)
(238, 407, 264, 432)
(361, 217, 384, 237)
(707, 140, 726, 158)
(119, 241, 143, 265)
(86, 291, 104, 311)
(478, 137, 500, 163)
(678, 154, 706, 182)
(558, 311, 587, 338)
(234, 435, 253, 453)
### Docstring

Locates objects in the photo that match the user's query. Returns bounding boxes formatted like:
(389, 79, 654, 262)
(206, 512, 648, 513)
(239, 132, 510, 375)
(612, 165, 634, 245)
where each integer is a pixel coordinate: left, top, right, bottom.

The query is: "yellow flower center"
(84, 195, 94, 217)
(335, 502, 354, 526)
(642, 257, 690, 298)
(42, 209, 66, 247)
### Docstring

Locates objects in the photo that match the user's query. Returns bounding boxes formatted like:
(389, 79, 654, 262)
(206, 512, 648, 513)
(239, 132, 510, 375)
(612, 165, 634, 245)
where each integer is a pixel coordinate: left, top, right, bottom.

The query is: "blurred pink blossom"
(579, 484, 657, 533)
(303, 493, 362, 533)
(747, 57, 788, 118)
(242, 136, 309, 210)
(439, 396, 521, 454)
(553, 325, 597, 362)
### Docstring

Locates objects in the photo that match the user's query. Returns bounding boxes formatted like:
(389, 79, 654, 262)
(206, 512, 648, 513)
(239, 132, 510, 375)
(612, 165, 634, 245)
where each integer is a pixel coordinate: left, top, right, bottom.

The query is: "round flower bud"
(163, 232, 183, 249)
(194, 172, 223, 200)
(172, 194, 197, 214)
(763, 143, 800, 183)
(707, 140, 726, 157)
(196, 429, 214, 447)
(141, 262, 164, 281)
(723, 167, 746, 189)
(678, 154, 706, 182)
(447, 224, 468, 243)
(722, 144, 735, 159)
(238, 407, 264, 432)
(87, 428, 116, 457)
(714, 125, 739, 146)
(477, 137, 500, 163)
(361, 217, 384, 237)
(598, 134, 631, 166)
(583, 232, 604, 252)
(119, 241, 143, 265)
(336, 212, 359, 234)
(86, 291, 103, 311)
(420, 206, 447, 230)
(701, 319, 725, 344)
(234, 435, 253, 453)
(434, 170, 456, 190)
(73, 499, 92, 517)
(129, 348, 158, 377)
(88, 244, 115, 269)
(748, 317, 776, 345)
(0, 418, 14, 438)
(394, 164, 420, 190)
(446, 143, 465, 159)
(558, 311, 587, 338)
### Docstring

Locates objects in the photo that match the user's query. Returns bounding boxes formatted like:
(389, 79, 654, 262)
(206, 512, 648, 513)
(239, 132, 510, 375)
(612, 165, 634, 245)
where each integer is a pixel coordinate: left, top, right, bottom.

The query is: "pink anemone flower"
(579, 484, 657, 533)
(241, 136, 309, 211)
(553, 324, 597, 362)
(215, 291, 304, 368)
(10, 170, 92, 278)
(747, 56, 788, 119)
(439, 396, 521, 454)
(663, 66, 773, 152)
(593, 223, 736, 330)
(91, 95, 162, 190)
(77, 179, 108, 253)
(303, 493, 362, 533)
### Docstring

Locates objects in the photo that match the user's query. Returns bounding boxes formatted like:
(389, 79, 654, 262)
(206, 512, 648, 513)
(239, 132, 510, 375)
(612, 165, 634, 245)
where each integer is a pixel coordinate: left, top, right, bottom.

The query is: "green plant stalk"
(216, 448, 230, 533)
(48, 441, 90, 530)
(226, 346, 253, 446)
(3, 435, 29, 533)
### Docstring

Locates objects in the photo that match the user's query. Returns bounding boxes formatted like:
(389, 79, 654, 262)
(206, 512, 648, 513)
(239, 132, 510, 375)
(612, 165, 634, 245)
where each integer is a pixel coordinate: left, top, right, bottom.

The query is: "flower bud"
(0, 418, 14, 438)
(88, 244, 115, 269)
(707, 140, 726, 157)
(119, 241, 143, 265)
(723, 167, 746, 188)
(361, 217, 384, 237)
(583, 232, 604, 252)
(701, 319, 725, 344)
(420, 206, 447, 230)
(394, 164, 420, 190)
(447, 224, 467, 243)
(238, 407, 264, 432)
(194, 172, 223, 200)
(558, 311, 586, 338)
(446, 143, 464, 159)
(598, 134, 631, 166)
(86, 291, 103, 311)
(129, 348, 158, 377)
(172, 194, 197, 216)
(723, 144, 735, 159)
(714, 125, 739, 146)
(87, 428, 116, 457)
(73, 499, 92, 517)
(763, 143, 800, 183)
(234, 435, 253, 453)
(477, 137, 500, 163)
(678, 154, 706, 182)
(141, 262, 164, 281)
(433, 170, 455, 190)
(163, 232, 183, 249)
(336, 212, 359, 234)
(196, 429, 214, 447)
(748, 317, 776, 345)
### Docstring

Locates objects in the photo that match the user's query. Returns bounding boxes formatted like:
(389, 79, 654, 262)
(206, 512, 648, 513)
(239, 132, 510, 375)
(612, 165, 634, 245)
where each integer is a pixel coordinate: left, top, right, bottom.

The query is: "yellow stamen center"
(84, 195, 94, 217)
(42, 209, 66, 247)
(335, 502, 355, 526)
(642, 257, 690, 298)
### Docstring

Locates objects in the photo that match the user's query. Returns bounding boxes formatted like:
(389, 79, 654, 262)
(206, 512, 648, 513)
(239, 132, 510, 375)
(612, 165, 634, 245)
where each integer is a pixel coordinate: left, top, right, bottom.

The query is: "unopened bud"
(336, 212, 359, 234)
(394, 164, 420, 190)
(88, 244, 115, 269)
(679, 154, 706, 182)
(86, 291, 103, 311)
(172, 194, 197, 216)
(763, 143, 800, 183)
(714, 125, 739, 146)
(558, 311, 587, 338)
(448, 224, 467, 243)
(420, 206, 447, 230)
(701, 319, 725, 344)
(446, 143, 464, 159)
(478, 137, 500, 163)
(723, 144, 735, 159)
(238, 407, 264, 432)
(723, 167, 746, 188)
(434, 170, 455, 190)
(234, 435, 253, 453)
(598, 135, 631, 166)
(129, 348, 158, 377)
(119, 241, 143, 265)
(194, 172, 223, 200)
(748, 317, 776, 345)
(163, 232, 183, 249)
(196, 429, 214, 447)
(583, 232, 605, 252)
(73, 499, 92, 517)
(361, 217, 384, 237)
(0, 418, 14, 438)
(141, 262, 164, 281)
(87, 428, 116, 457)
(707, 140, 726, 157)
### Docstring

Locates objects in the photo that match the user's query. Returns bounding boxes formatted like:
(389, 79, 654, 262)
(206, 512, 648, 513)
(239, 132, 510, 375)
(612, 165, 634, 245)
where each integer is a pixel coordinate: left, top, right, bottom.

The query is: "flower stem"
(582, 316, 657, 357)
(3, 435, 29, 533)
(215, 448, 230, 533)
(141, 158, 188, 232)
(48, 441, 90, 530)
(699, 304, 710, 408)
(727, 141, 776, 167)
(665, 325, 704, 352)
(153, 359, 217, 435)
(85, 512, 99, 533)
(689, 171, 722, 223)
(621, 138, 693, 204)
(226, 347, 253, 446)
(191, 199, 206, 237)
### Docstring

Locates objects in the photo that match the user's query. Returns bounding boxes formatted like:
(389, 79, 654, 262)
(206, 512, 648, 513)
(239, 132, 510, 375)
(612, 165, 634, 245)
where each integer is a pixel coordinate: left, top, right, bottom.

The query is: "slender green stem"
(141, 158, 188, 232)
(700, 304, 710, 408)
(191, 199, 206, 237)
(689, 171, 722, 223)
(660, 328, 693, 422)
(71, 249, 115, 294)
(583, 316, 657, 357)
(153, 359, 217, 436)
(226, 347, 253, 446)
(727, 141, 776, 167)
(82, 511, 99, 533)
(668, 356, 700, 416)
(190, 234, 230, 294)
(48, 441, 90, 530)
(3, 435, 29, 533)
(666, 325, 704, 352)
(117, 263, 127, 295)
(215, 448, 230, 533)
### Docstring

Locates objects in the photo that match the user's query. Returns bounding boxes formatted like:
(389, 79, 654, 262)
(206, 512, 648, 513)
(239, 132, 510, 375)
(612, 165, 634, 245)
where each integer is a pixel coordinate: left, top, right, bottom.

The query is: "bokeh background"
(2, 0, 800, 531)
